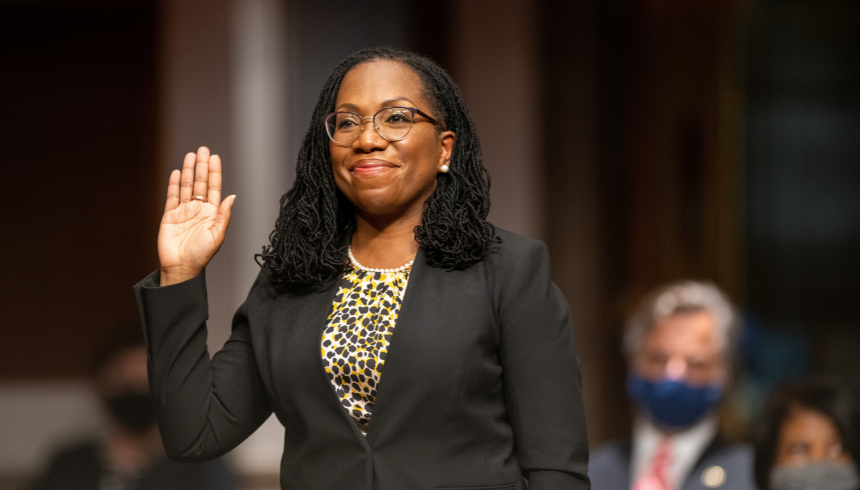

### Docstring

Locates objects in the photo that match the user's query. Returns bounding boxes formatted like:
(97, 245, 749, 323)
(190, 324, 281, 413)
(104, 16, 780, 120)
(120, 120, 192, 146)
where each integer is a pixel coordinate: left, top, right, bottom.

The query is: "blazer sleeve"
(497, 240, 591, 489)
(134, 270, 273, 462)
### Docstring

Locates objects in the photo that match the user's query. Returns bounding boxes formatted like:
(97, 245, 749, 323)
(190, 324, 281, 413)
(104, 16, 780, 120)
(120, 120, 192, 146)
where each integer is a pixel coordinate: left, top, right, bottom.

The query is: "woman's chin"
(340, 180, 433, 220)
(353, 199, 402, 217)
(350, 192, 420, 219)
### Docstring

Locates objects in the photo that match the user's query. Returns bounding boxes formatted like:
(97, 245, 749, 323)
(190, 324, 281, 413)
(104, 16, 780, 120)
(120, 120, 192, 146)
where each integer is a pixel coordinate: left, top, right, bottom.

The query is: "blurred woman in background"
(753, 378, 860, 490)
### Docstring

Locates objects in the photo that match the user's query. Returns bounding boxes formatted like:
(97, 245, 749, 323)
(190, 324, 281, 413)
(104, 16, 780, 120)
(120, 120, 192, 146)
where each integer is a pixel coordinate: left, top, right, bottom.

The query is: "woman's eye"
(645, 353, 668, 367)
(827, 442, 844, 459)
(383, 111, 411, 124)
(788, 442, 811, 456)
(337, 119, 358, 130)
(687, 360, 708, 372)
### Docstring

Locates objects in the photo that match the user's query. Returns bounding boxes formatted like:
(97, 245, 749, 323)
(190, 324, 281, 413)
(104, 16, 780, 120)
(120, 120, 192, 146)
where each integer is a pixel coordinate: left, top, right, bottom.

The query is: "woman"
(136, 47, 589, 490)
(753, 378, 860, 490)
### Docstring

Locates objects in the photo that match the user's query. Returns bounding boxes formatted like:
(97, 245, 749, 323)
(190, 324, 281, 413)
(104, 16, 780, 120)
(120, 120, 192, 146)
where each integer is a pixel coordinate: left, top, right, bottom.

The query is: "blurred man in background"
(590, 281, 756, 490)
(28, 329, 236, 490)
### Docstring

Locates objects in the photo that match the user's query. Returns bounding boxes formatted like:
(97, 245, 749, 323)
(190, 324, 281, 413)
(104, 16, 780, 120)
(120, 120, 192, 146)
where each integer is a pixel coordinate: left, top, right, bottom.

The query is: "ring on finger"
(192, 195, 207, 202)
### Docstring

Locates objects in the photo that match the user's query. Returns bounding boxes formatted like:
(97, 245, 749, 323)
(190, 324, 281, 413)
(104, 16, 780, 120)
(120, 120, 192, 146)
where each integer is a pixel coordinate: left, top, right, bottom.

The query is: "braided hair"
(257, 46, 498, 288)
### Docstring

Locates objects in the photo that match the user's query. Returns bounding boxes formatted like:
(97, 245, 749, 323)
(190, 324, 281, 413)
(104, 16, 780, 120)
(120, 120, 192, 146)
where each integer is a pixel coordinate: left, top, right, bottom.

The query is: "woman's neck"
(351, 210, 420, 269)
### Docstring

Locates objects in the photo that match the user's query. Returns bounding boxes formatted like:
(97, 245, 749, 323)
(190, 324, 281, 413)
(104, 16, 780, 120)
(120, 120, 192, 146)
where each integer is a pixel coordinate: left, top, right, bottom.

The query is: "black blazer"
(135, 229, 590, 490)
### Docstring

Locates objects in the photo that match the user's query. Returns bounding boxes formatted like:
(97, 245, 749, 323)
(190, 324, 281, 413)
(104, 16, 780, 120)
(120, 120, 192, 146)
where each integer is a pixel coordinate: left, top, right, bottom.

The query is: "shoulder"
(700, 440, 754, 472)
(590, 440, 631, 470)
(244, 267, 316, 307)
(42, 440, 100, 466)
(688, 440, 755, 490)
(246, 268, 279, 299)
(490, 227, 547, 256)
(30, 441, 102, 489)
(483, 227, 550, 274)
(589, 440, 633, 490)
(475, 227, 553, 299)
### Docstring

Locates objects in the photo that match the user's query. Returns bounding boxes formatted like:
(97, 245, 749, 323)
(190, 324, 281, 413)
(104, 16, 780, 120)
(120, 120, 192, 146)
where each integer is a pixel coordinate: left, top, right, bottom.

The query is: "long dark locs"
(257, 46, 499, 289)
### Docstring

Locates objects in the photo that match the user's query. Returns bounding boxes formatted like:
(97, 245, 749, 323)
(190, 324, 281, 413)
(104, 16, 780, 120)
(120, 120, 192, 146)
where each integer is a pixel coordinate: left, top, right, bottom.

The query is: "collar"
(631, 413, 719, 490)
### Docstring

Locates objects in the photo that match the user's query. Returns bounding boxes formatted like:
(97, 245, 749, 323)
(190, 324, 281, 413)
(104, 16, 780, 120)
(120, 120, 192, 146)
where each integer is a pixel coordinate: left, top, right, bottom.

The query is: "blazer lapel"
(365, 246, 435, 445)
(267, 274, 342, 410)
(268, 227, 367, 436)
(681, 437, 722, 490)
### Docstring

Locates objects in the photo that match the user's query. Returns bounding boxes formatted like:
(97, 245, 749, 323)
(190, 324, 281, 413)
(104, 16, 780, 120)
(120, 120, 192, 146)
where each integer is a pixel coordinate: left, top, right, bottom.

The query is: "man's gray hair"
(623, 280, 739, 361)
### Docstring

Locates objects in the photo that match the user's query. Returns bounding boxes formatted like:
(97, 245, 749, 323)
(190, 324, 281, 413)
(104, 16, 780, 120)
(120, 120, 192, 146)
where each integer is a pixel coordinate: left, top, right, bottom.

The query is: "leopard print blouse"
(320, 266, 410, 434)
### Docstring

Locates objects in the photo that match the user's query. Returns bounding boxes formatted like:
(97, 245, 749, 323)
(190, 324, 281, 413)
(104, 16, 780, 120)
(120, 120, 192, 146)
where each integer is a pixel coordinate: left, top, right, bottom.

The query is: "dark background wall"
(746, 0, 860, 381)
(0, 1, 159, 377)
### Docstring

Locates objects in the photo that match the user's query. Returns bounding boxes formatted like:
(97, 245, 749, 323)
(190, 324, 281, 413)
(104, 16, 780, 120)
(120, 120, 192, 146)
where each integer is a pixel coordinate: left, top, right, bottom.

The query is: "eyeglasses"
(322, 106, 439, 146)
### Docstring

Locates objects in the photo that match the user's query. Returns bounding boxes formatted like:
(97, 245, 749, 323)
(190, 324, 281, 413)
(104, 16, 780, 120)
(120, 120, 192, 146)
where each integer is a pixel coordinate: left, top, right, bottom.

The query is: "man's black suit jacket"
(135, 229, 590, 490)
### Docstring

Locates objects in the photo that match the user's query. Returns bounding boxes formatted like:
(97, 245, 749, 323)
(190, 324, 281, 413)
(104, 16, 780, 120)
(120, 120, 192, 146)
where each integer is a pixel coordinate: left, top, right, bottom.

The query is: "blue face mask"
(627, 374, 723, 429)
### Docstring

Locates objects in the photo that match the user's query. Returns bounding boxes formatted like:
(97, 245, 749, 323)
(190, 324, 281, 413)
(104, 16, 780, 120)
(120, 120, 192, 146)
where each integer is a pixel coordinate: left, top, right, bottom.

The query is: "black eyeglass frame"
(322, 106, 440, 146)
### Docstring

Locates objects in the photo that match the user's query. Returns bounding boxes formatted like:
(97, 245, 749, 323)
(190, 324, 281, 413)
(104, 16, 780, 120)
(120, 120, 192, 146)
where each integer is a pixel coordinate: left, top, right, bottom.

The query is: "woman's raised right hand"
(158, 147, 236, 286)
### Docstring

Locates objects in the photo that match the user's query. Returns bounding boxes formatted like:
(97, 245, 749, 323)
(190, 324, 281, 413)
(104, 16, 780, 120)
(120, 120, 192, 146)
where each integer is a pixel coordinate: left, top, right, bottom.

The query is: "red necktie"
(633, 438, 672, 490)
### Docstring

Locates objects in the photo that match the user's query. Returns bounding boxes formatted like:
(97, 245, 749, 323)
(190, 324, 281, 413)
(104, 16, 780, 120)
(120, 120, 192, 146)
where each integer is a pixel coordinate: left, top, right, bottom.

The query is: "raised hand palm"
(157, 147, 236, 285)
(159, 200, 222, 271)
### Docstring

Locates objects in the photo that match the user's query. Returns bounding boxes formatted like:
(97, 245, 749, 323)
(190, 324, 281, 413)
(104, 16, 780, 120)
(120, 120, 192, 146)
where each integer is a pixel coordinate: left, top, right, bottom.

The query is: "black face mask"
(105, 392, 155, 433)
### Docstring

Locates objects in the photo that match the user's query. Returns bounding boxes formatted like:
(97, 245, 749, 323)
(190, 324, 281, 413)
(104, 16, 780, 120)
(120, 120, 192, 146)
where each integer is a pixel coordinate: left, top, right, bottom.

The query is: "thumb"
(213, 195, 236, 239)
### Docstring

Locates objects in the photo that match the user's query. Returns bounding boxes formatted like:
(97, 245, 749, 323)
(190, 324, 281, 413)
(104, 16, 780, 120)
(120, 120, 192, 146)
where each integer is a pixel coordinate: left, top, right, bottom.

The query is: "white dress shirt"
(630, 413, 718, 490)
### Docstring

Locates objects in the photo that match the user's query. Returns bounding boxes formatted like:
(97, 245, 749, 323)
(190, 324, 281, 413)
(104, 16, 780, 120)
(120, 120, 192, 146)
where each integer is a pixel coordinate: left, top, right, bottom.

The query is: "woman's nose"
(354, 118, 388, 150)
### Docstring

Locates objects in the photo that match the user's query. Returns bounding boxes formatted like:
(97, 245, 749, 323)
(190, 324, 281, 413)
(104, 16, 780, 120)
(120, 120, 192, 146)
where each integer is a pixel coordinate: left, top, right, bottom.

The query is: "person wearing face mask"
(753, 379, 860, 490)
(28, 330, 236, 490)
(589, 281, 756, 490)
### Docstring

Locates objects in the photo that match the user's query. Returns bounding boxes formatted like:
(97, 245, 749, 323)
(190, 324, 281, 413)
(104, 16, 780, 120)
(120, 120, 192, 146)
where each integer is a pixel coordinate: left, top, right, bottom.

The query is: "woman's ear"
(438, 130, 456, 170)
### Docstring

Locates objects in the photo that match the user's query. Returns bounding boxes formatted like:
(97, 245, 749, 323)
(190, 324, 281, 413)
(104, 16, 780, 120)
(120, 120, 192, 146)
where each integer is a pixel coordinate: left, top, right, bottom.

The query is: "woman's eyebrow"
(381, 97, 415, 107)
(335, 98, 416, 112)
(335, 103, 361, 112)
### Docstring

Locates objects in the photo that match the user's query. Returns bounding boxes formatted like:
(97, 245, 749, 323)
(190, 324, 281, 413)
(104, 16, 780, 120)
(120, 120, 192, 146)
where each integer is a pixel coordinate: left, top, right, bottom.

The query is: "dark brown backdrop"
(0, 1, 160, 378)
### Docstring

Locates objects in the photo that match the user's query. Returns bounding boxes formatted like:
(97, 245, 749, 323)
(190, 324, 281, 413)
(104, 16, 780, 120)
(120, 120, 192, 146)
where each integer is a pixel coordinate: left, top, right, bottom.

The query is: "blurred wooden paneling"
(540, 0, 746, 445)
(621, 0, 746, 304)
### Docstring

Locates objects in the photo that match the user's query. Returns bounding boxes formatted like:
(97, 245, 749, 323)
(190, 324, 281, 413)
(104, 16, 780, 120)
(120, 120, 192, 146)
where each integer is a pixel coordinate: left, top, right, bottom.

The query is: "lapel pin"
(701, 465, 727, 488)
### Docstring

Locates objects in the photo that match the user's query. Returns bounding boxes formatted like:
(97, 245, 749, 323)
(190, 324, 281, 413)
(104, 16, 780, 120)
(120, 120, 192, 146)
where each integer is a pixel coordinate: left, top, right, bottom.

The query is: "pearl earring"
(440, 164, 449, 173)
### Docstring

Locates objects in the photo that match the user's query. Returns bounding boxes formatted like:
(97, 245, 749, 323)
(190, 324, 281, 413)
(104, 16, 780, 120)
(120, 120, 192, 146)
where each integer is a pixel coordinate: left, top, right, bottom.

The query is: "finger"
(213, 195, 236, 240)
(164, 169, 181, 213)
(178, 152, 196, 203)
(192, 146, 210, 200)
(208, 154, 223, 206)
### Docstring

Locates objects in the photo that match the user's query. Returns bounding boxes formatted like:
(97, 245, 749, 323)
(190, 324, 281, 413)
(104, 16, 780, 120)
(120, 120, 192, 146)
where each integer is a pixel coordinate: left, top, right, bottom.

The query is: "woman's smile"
(350, 158, 399, 176)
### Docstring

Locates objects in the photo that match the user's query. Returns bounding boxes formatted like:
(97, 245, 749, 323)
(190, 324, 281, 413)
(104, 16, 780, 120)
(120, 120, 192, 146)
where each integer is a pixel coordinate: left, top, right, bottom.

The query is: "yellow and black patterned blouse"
(320, 266, 410, 433)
